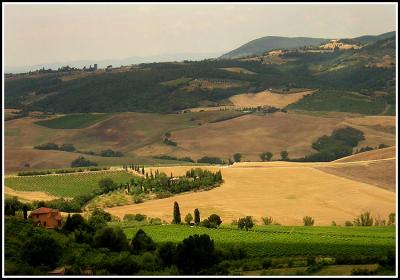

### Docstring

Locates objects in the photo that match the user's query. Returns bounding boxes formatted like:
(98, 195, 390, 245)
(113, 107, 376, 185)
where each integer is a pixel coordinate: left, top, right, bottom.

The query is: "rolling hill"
(4, 33, 395, 116)
(220, 36, 329, 59)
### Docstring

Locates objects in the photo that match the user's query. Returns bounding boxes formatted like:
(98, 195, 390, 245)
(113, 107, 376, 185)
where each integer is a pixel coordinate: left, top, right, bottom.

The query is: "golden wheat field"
(228, 90, 316, 108)
(106, 156, 396, 226)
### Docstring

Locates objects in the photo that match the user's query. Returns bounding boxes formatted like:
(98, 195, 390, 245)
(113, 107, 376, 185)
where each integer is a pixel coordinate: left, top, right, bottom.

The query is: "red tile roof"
(31, 207, 59, 214)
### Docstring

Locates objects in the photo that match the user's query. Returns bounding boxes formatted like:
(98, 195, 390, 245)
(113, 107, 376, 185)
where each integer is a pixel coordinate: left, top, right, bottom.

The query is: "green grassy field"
(287, 90, 387, 115)
(123, 224, 395, 258)
(5, 170, 135, 197)
(35, 113, 113, 129)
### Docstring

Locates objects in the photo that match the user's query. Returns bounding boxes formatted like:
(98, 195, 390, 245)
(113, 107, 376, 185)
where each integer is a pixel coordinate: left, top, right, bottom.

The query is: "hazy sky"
(4, 3, 397, 67)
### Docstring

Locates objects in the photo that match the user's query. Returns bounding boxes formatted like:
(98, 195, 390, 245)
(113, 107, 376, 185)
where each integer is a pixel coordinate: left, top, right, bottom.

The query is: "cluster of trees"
(197, 156, 224, 164)
(34, 142, 76, 152)
(153, 155, 195, 163)
(99, 149, 124, 157)
(344, 212, 396, 227)
(34, 143, 123, 157)
(293, 127, 365, 162)
(127, 168, 223, 198)
(172, 202, 222, 229)
(71, 157, 98, 167)
(6, 36, 395, 115)
(5, 210, 243, 275)
(123, 164, 145, 175)
(354, 143, 389, 154)
(259, 152, 273, 161)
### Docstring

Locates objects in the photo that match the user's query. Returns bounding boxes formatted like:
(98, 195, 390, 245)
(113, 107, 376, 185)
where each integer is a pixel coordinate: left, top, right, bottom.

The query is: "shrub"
(163, 138, 178, 146)
(238, 216, 254, 231)
(378, 143, 389, 149)
(387, 213, 395, 225)
(233, 153, 242, 162)
(59, 143, 76, 152)
(175, 234, 218, 274)
(71, 156, 98, 167)
(353, 212, 373, 226)
(207, 214, 222, 227)
(303, 216, 314, 226)
(93, 226, 129, 252)
(260, 152, 273, 162)
(344, 220, 353, 226)
(158, 242, 177, 267)
(261, 216, 273, 225)
(100, 149, 124, 157)
(280, 150, 289, 161)
(21, 233, 62, 267)
(130, 229, 156, 254)
(197, 156, 223, 164)
(201, 219, 217, 229)
(99, 178, 117, 193)
(134, 213, 147, 222)
(34, 142, 59, 150)
(185, 213, 193, 225)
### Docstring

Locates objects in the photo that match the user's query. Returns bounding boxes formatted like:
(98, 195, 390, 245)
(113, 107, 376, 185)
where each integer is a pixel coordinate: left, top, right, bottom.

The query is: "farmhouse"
(29, 207, 62, 229)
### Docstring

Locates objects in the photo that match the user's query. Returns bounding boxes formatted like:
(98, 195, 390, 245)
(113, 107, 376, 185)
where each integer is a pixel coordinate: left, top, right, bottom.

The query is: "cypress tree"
(172, 201, 181, 224)
(23, 204, 28, 220)
(194, 208, 200, 225)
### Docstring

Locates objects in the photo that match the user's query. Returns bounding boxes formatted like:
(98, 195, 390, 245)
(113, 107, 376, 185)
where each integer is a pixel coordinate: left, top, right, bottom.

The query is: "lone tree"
(175, 234, 218, 275)
(303, 216, 315, 226)
(280, 150, 289, 161)
(172, 201, 181, 224)
(233, 153, 242, 162)
(207, 214, 222, 227)
(99, 178, 117, 193)
(22, 204, 28, 220)
(185, 213, 193, 225)
(131, 229, 156, 254)
(238, 216, 254, 231)
(260, 152, 273, 162)
(194, 208, 200, 225)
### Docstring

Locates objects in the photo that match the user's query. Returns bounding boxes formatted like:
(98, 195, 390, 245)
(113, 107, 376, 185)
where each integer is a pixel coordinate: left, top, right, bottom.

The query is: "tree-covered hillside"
(4, 35, 396, 115)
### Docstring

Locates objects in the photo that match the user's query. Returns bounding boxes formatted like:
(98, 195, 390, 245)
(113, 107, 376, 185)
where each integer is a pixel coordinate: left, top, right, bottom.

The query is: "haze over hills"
(5, 51, 223, 74)
(219, 31, 395, 59)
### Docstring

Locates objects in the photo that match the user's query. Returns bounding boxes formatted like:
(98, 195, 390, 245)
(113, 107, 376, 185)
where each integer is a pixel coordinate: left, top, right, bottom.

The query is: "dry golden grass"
(5, 186, 58, 202)
(228, 90, 316, 109)
(5, 112, 395, 173)
(334, 146, 396, 163)
(106, 160, 395, 226)
(316, 158, 395, 192)
(220, 67, 256, 75)
(169, 112, 346, 160)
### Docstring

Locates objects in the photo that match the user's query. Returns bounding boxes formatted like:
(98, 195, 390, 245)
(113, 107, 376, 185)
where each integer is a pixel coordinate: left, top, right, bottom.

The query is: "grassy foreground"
(123, 224, 395, 258)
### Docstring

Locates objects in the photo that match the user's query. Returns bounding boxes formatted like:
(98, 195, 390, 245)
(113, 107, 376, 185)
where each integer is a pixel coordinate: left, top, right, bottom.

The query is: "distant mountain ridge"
(219, 31, 395, 59)
(5, 52, 222, 74)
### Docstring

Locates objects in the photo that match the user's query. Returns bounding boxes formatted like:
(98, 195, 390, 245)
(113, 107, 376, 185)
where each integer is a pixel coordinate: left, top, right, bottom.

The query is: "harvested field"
(228, 90, 316, 109)
(316, 158, 396, 191)
(4, 186, 58, 202)
(220, 67, 256, 75)
(334, 146, 396, 162)
(106, 160, 395, 226)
